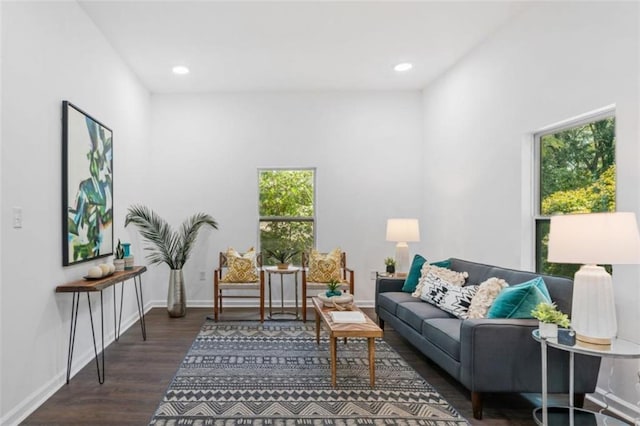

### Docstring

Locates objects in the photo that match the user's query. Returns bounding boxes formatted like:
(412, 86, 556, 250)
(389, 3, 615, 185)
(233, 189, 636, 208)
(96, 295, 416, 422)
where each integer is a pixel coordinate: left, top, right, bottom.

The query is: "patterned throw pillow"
(412, 265, 468, 298)
(419, 272, 478, 319)
(307, 248, 342, 282)
(467, 277, 509, 319)
(221, 247, 259, 283)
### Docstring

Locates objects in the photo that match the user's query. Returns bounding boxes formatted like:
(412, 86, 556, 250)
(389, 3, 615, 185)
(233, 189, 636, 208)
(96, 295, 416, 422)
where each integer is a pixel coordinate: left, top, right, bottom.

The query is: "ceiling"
(79, 1, 527, 93)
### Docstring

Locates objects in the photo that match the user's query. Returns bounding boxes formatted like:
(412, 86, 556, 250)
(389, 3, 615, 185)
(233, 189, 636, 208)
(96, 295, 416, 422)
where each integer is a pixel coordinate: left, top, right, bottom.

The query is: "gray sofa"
(375, 257, 601, 419)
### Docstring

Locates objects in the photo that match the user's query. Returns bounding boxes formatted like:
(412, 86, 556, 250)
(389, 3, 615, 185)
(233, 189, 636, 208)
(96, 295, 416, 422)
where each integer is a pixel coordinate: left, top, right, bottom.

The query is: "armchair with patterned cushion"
(301, 248, 354, 322)
(213, 247, 265, 322)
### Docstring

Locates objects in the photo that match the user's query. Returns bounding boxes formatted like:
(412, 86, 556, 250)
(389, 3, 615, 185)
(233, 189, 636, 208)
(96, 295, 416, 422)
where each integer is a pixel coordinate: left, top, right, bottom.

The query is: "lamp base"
(571, 264, 617, 346)
(395, 242, 410, 275)
(576, 334, 611, 347)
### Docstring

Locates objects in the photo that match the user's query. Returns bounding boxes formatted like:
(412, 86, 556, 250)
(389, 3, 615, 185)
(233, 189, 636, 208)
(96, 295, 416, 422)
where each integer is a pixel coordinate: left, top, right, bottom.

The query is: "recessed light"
(172, 65, 190, 75)
(394, 63, 413, 72)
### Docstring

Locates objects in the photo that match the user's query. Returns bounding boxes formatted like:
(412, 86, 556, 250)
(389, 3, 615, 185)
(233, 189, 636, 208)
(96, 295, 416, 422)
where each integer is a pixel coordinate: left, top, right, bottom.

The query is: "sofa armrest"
(375, 277, 405, 294)
(460, 318, 600, 393)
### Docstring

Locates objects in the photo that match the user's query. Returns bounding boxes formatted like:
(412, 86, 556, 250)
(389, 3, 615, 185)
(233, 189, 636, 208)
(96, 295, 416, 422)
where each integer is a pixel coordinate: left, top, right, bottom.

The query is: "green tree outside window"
(536, 116, 616, 277)
(259, 169, 315, 265)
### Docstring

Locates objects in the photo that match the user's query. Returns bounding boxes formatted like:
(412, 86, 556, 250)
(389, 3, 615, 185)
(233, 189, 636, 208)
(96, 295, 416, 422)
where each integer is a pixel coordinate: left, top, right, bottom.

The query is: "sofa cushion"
(487, 277, 551, 319)
(397, 301, 453, 332)
(401, 254, 427, 293)
(377, 292, 415, 316)
(422, 318, 462, 361)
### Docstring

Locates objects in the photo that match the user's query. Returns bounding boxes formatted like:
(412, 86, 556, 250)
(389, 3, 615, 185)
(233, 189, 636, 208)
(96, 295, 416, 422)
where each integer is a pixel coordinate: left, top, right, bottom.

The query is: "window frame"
(532, 106, 616, 274)
(257, 167, 317, 261)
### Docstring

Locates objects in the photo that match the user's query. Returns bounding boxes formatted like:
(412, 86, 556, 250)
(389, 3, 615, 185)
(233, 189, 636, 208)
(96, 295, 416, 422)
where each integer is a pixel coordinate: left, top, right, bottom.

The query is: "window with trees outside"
(535, 112, 616, 277)
(259, 169, 315, 266)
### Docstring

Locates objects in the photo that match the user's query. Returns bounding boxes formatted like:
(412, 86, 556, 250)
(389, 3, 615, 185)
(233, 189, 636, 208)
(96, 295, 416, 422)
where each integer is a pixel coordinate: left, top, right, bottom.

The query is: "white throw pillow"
(467, 277, 509, 319)
(420, 272, 478, 319)
(412, 264, 468, 298)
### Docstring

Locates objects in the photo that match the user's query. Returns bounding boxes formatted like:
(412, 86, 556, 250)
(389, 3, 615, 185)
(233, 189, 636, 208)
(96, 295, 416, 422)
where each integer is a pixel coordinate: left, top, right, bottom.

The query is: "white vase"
(539, 322, 558, 339)
(114, 259, 125, 272)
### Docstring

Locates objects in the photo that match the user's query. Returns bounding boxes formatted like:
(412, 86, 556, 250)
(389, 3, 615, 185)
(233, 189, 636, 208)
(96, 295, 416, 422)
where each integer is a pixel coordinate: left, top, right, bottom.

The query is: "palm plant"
(124, 205, 218, 270)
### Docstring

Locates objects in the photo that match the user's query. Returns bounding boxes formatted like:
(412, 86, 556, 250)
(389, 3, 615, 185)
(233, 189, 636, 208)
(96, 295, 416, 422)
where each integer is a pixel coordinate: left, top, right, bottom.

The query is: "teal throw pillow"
(487, 277, 551, 319)
(401, 255, 427, 293)
(430, 259, 451, 269)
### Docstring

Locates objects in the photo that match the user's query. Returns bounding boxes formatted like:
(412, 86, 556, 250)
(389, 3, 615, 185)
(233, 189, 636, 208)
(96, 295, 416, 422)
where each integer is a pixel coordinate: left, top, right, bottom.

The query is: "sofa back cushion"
(448, 258, 574, 316)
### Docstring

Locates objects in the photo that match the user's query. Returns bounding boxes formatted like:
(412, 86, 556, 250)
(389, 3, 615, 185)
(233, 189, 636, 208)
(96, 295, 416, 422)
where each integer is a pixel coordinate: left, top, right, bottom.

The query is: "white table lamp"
(548, 212, 640, 346)
(386, 218, 420, 276)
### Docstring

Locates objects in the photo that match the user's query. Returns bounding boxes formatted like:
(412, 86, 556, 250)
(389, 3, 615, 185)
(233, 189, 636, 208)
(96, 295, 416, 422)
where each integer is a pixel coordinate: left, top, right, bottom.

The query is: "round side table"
(532, 329, 640, 425)
(264, 266, 301, 320)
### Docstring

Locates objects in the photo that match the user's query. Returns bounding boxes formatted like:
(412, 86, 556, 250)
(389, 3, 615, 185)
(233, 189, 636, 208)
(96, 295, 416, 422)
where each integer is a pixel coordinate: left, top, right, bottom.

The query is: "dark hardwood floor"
(23, 307, 601, 425)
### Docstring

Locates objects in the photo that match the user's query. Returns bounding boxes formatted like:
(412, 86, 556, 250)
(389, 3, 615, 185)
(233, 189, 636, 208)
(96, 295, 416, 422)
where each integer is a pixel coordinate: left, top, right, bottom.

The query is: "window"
(258, 169, 315, 265)
(535, 111, 616, 276)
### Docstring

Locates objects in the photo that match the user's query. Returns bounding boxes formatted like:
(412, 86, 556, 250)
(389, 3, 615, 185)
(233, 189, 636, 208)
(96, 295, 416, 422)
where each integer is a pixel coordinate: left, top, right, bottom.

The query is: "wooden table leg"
(315, 310, 320, 344)
(368, 337, 375, 387)
(330, 336, 337, 387)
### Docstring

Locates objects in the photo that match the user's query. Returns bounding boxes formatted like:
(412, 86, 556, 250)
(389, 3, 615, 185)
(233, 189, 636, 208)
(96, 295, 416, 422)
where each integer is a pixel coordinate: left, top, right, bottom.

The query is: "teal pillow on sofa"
(487, 277, 551, 319)
(401, 256, 452, 293)
(431, 259, 451, 269)
(401, 255, 427, 292)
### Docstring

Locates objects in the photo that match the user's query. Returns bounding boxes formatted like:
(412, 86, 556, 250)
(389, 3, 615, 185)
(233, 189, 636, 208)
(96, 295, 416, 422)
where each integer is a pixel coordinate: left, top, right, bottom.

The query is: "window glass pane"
(540, 117, 616, 215)
(536, 115, 615, 275)
(259, 220, 313, 265)
(258, 169, 315, 265)
(259, 170, 314, 217)
(535, 219, 579, 278)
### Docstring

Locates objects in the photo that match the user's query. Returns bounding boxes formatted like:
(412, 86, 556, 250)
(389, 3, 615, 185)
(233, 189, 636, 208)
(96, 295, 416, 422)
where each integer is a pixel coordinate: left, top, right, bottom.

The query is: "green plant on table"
(265, 248, 298, 265)
(115, 239, 125, 259)
(325, 279, 342, 297)
(384, 257, 396, 266)
(531, 302, 570, 328)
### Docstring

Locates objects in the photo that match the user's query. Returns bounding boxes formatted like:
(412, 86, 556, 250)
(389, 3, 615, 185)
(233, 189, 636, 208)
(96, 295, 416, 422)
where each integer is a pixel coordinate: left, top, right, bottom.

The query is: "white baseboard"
(589, 387, 640, 425)
(1, 303, 154, 426)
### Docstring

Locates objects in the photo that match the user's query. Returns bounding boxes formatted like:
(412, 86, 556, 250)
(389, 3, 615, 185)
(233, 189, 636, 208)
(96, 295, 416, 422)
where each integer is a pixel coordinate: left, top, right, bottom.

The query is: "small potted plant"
(265, 248, 298, 269)
(325, 279, 342, 297)
(531, 302, 570, 339)
(384, 257, 396, 274)
(114, 240, 126, 271)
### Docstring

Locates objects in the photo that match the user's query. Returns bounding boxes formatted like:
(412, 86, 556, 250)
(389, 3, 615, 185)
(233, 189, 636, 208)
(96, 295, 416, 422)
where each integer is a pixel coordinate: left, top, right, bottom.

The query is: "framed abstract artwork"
(62, 101, 113, 266)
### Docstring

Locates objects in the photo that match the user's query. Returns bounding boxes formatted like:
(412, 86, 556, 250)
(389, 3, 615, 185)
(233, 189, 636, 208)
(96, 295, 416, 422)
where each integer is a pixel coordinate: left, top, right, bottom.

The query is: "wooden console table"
(56, 266, 147, 384)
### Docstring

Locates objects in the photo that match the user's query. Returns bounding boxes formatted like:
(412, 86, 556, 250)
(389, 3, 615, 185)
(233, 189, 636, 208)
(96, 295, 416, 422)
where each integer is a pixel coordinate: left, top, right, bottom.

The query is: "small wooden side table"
(312, 297, 383, 387)
(56, 266, 147, 384)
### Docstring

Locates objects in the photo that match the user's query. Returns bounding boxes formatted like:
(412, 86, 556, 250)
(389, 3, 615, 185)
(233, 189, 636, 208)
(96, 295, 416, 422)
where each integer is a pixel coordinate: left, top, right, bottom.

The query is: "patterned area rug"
(150, 321, 468, 425)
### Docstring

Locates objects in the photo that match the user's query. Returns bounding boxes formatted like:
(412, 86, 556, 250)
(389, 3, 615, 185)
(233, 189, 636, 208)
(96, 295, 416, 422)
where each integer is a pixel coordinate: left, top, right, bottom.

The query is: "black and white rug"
(149, 321, 468, 425)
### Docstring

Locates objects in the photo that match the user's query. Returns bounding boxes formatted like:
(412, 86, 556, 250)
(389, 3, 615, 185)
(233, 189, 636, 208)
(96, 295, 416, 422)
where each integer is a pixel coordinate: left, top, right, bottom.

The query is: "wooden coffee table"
(312, 297, 383, 387)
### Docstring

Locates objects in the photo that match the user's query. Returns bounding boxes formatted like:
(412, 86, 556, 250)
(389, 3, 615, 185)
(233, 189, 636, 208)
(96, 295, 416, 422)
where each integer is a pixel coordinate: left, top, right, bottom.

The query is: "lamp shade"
(548, 212, 640, 265)
(386, 218, 420, 242)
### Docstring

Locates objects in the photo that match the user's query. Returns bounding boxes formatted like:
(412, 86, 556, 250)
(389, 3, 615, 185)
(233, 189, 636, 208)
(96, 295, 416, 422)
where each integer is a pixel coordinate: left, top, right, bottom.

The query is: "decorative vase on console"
(114, 239, 125, 272)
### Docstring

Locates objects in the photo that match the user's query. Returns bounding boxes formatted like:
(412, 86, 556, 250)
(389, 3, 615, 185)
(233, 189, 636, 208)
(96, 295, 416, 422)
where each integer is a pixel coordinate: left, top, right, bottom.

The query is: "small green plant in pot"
(531, 302, 570, 339)
(325, 279, 342, 297)
(114, 240, 126, 271)
(384, 257, 396, 274)
(265, 248, 298, 269)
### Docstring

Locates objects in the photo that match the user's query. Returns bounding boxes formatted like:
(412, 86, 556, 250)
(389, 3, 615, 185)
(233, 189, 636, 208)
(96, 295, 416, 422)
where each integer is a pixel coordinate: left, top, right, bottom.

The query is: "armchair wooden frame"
(213, 252, 265, 322)
(301, 251, 354, 322)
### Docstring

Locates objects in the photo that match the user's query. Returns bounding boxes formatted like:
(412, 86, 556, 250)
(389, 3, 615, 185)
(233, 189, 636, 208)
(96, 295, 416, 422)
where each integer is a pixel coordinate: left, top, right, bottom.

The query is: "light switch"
(13, 207, 23, 228)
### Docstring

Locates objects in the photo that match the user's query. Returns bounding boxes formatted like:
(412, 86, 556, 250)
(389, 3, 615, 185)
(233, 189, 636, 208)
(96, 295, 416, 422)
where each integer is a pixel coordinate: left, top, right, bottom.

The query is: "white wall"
(148, 92, 424, 308)
(422, 1, 640, 420)
(1, 2, 150, 424)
